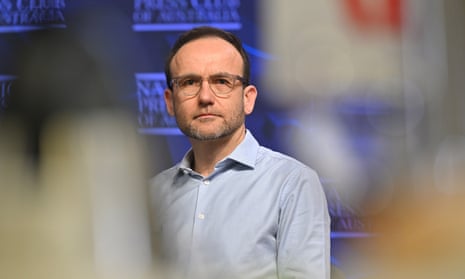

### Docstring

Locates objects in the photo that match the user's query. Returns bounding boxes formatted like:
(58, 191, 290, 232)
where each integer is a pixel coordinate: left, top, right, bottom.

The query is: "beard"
(174, 104, 245, 141)
(177, 112, 245, 141)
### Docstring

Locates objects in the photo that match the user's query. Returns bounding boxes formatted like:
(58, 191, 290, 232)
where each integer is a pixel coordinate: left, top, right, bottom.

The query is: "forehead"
(171, 37, 243, 75)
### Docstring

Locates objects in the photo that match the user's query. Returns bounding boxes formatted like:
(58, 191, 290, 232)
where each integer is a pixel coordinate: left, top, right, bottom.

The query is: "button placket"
(195, 178, 210, 222)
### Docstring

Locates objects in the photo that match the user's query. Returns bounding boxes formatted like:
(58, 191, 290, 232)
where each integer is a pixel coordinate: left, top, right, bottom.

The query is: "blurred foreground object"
(259, 0, 465, 218)
(0, 20, 168, 278)
(0, 112, 164, 279)
(343, 172, 465, 279)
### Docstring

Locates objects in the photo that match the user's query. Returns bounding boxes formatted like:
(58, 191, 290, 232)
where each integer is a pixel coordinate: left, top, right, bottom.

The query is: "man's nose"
(197, 79, 215, 101)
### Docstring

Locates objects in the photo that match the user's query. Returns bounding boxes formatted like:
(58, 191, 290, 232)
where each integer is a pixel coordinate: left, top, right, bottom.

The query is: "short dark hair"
(164, 26, 250, 90)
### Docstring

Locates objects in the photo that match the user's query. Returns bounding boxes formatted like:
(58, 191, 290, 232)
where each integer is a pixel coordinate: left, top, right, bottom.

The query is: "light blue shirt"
(150, 130, 330, 279)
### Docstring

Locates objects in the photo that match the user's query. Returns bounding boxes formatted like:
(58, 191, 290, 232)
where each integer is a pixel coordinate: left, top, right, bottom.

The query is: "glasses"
(170, 73, 248, 97)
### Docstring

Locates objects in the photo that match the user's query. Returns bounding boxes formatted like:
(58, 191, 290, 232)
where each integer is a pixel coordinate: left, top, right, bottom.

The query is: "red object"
(343, 0, 403, 33)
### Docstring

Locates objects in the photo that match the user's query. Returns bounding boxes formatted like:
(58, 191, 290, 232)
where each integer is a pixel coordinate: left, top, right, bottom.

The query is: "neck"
(190, 127, 246, 177)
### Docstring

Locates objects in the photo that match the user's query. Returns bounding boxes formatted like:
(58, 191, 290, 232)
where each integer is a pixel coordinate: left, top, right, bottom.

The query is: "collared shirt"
(150, 130, 330, 279)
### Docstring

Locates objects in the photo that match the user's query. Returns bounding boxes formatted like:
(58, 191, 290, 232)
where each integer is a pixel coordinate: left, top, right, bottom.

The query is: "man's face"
(164, 37, 257, 141)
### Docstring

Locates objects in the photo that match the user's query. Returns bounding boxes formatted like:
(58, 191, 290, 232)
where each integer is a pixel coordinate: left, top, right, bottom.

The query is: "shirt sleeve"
(276, 167, 331, 279)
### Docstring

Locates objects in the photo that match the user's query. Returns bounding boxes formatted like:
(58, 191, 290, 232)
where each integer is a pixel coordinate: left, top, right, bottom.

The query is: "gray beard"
(180, 122, 240, 141)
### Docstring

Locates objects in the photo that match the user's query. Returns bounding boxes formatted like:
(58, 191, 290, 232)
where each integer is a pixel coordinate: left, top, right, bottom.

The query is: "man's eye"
(212, 77, 232, 86)
(179, 78, 198, 87)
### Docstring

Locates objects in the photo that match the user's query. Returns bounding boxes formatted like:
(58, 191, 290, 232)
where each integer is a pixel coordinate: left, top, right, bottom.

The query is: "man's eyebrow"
(173, 73, 201, 78)
(214, 72, 234, 76)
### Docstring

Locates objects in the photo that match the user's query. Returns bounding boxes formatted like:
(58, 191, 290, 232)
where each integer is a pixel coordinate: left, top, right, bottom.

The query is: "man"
(150, 26, 330, 279)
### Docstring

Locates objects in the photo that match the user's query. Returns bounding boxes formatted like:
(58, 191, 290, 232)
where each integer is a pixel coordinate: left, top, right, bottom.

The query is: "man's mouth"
(195, 113, 218, 119)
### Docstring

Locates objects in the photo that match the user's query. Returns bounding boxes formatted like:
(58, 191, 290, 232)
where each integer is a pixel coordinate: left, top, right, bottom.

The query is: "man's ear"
(164, 89, 175, 116)
(243, 85, 257, 115)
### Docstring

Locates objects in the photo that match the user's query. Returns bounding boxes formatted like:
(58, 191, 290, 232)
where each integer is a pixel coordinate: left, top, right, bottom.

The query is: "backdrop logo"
(133, 0, 242, 31)
(0, 75, 15, 111)
(0, 0, 66, 33)
(135, 73, 180, 135)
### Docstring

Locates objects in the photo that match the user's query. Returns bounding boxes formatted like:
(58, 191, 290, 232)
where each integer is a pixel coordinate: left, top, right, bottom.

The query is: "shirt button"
(198, 213, 205, 219)
(203, 179, 210, 185)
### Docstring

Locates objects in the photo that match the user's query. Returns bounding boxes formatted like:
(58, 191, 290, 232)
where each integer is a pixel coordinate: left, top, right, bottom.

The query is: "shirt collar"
(226, 129, 258, 169)
(178, 129, 259, 172)
(179, 149, 194, 173)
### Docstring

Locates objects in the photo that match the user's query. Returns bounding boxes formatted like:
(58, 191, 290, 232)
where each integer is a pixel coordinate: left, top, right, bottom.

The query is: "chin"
(187, 129, 227, 141)
(191, 133, 224, 141)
